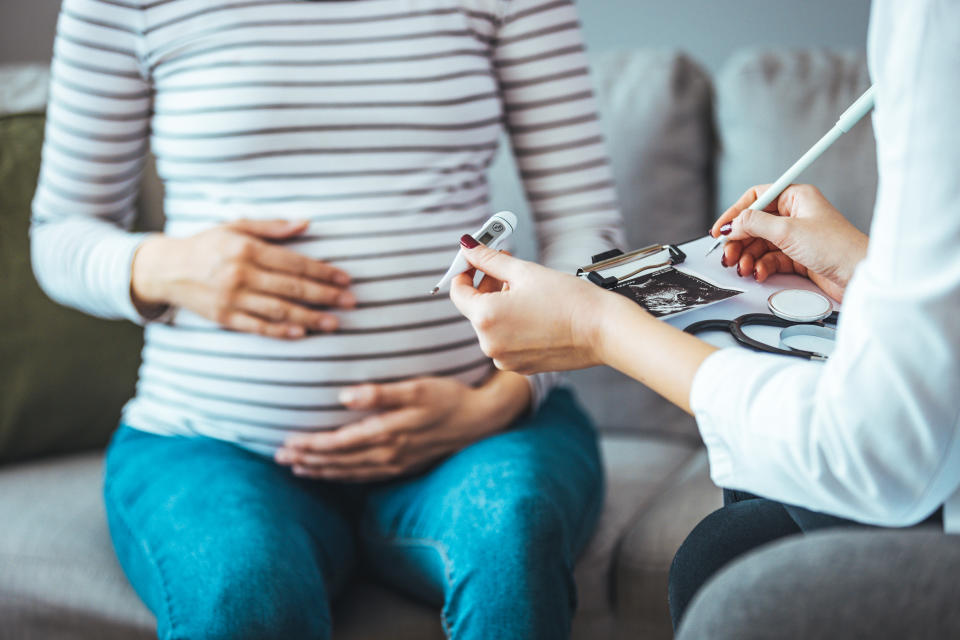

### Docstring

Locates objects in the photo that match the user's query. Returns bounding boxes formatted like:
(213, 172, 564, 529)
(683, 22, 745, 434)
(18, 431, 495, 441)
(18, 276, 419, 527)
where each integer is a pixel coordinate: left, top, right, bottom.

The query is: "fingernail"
(460, 234, 479, 249)
(287, 326, 304, 338)
(719, 223, 733, 236)
(339, 389, 355, 405)
(736, 264, 742, 277)
(337, 292, 355, 308)
(753, 269, 758, 281)
(275, 450, 291, 463)
(322, 317, 338, 332)
(334, 273, 351, 286)
(721, 255, 728, 267)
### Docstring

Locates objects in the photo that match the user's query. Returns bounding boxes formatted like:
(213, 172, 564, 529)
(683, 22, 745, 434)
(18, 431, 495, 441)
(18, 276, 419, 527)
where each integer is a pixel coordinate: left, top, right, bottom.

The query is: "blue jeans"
(104, 388, 603, 640)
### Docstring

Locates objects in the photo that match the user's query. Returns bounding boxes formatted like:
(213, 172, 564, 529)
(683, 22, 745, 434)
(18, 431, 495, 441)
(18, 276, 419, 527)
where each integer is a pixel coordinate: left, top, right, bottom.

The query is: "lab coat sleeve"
(690, 0, 960, 527)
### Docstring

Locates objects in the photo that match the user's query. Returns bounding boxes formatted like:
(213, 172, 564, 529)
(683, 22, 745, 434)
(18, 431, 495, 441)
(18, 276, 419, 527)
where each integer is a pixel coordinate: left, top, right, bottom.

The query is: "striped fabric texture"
(31, 0, 623, 453)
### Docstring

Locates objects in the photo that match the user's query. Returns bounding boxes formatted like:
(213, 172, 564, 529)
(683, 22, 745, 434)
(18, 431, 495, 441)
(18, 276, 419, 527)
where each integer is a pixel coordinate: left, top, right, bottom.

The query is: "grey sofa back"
(716, 50, 876, 233)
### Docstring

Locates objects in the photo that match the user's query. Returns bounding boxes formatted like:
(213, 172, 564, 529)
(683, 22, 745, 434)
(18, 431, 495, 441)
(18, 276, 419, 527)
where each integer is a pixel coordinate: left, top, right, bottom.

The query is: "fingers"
(753, 250, 800, 282)
(227, 218, 310, 239)
(284, 408, 424, 453)
(220, 311, 307, 339)
(711, 184, 774, 236)
(476, 272, 507, 293)
(721, 239, 744, 268)
(278, 443, 400, 470)
(449, 270, 487, 317)
(475, 250, 511, 293)
(233, 291, 339, 332)
(252, 242, 351, 286)
(244, 269, 355, 308)
(733, 238, 774, 277)
(338, 380, 423, 411)
(459, 243, 522, 281)
(727, 207, 791, 246)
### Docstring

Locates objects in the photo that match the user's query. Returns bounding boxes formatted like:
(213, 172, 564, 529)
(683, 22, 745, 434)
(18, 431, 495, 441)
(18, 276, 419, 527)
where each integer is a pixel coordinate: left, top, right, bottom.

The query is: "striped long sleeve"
(31, 0, 152, 323)
(496, 0, 623, 272)
(494, 0, 624, 408)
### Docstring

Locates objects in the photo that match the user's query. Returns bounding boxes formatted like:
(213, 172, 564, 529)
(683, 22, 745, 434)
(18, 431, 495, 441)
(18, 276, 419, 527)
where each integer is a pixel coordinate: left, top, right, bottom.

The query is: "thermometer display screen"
(477, 231, 495, 244)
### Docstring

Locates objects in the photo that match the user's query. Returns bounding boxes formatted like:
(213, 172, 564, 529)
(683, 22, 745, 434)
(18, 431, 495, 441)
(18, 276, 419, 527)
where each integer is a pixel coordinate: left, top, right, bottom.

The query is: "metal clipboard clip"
(576, 244, 687, 289)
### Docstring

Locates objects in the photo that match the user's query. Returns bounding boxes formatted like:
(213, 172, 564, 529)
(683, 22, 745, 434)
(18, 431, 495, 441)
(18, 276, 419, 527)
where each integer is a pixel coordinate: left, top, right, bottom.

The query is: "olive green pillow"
(0, 112, 143, 463)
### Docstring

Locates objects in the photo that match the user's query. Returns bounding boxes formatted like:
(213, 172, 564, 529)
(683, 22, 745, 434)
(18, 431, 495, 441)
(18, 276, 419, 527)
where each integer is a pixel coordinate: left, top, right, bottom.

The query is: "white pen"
(430, 210, 519, 294)
(706, 84, 877, 257)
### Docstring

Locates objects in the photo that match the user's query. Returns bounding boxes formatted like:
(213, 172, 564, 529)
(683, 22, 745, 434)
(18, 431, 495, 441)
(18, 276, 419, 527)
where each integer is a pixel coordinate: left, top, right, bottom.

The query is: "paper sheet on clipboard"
(578, 244, 745, 320)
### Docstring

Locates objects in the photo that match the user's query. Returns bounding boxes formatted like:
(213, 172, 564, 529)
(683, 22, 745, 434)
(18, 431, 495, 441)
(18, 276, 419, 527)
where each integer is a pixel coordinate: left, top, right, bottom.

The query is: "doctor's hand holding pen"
(449, 185, 866, 410)
(711, 183, 869, 302)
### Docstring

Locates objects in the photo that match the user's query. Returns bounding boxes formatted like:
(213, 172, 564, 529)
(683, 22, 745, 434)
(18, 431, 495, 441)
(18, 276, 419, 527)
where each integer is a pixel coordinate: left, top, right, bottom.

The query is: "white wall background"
(1, 0, 871, 72)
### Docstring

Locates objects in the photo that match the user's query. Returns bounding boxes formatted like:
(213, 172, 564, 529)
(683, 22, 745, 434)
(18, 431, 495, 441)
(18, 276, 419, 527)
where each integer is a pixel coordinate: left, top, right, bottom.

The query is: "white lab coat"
(690, 0, 960, 531)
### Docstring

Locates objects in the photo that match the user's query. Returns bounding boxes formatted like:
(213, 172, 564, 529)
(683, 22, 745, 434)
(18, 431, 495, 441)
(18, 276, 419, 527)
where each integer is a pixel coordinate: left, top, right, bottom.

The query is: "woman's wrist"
(464, 371, 532, 437)
(130, 234, 173, 316)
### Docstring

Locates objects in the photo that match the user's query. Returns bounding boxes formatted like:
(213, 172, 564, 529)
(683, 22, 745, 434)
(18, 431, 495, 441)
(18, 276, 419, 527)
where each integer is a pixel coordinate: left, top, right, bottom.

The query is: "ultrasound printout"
(612, 267, 743, 318)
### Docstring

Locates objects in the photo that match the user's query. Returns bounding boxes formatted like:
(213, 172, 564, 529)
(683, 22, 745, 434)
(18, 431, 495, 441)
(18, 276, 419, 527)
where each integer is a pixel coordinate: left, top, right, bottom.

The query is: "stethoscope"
(683, 289, 839, 361)
(684, 311, 839, 361)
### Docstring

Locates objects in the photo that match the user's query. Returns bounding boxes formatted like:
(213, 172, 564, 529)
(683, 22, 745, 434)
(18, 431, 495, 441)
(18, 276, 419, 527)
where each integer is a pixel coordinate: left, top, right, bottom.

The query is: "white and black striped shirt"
(31, 0, 623, 454)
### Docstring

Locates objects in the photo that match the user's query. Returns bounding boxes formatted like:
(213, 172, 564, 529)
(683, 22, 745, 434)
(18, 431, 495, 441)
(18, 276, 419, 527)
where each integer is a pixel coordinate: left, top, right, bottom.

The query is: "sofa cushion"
(0, 109, 144, 463)
(715, 50, 876, 232)
(0, 434, 695, 640)
(488, 50, 713, 441)
(614, 449, 721, 640)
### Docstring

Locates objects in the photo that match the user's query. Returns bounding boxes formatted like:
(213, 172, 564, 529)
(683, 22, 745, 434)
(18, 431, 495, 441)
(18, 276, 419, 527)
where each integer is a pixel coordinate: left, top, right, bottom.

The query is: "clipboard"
(577, 243, 744, 320)
(576, 244, 687, 288)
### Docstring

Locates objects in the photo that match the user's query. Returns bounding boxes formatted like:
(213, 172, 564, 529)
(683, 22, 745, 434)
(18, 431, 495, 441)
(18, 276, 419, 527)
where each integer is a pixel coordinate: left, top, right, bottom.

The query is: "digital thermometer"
(430, 210, 518, 294)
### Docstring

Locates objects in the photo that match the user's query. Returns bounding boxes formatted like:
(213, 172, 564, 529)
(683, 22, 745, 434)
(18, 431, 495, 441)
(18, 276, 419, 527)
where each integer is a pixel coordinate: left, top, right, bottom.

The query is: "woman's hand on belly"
(131, 219, 355, 338)
(274, 371, 532, 482)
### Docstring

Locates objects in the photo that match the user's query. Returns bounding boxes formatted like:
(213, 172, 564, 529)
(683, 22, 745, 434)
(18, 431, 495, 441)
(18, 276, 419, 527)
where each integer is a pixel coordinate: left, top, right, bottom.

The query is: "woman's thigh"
(358, 388, 603, 639)
(104, 426, 356, 640)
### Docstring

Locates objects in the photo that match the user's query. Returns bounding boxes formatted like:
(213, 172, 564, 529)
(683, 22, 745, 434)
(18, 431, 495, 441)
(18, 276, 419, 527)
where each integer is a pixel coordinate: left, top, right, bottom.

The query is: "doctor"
(450, 0, 960, 636)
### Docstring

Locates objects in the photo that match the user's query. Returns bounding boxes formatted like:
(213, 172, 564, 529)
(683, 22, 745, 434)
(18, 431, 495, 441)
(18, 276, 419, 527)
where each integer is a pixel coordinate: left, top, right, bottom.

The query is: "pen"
(706, 84, 877, 257)
(430, 210, 519, 294)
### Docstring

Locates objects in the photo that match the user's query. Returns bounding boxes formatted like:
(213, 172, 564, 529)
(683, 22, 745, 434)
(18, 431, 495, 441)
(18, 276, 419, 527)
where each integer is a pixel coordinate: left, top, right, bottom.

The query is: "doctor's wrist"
(588, 291, 640, 367)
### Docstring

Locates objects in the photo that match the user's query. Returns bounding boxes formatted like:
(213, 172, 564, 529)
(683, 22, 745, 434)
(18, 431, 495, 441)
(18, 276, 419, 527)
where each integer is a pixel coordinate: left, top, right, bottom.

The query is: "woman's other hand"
(710, 184, 869, 301)
(130, 219, 354, 338)
(274, 373, 531, 481)
(449, 244, 624, 374)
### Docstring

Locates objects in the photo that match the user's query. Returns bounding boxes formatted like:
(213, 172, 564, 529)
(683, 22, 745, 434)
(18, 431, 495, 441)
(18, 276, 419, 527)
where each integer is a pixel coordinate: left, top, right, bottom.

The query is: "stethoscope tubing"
(684, 312, 840, 360)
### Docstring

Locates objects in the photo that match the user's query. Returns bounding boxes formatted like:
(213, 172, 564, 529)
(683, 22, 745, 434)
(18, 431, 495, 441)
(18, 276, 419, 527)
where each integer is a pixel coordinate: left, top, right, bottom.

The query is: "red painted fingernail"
(737, 264, 742, 277)
(721, 255, 728, 267)
(460, 234, 479, 248)
(719, 223, 733, 236)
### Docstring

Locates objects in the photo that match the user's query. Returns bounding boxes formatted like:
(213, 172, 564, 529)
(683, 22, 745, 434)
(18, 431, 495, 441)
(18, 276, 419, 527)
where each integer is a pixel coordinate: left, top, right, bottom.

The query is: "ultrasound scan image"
(613, 268, 742, 318)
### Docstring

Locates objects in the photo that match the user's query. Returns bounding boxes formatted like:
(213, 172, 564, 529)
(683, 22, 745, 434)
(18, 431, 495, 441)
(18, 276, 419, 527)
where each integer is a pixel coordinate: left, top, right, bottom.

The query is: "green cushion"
(0, 113, 143, 463)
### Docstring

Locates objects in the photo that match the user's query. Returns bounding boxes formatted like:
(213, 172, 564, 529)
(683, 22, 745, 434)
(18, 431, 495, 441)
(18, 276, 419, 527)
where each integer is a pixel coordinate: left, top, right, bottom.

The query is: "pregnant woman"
(31, 1, 622, 638)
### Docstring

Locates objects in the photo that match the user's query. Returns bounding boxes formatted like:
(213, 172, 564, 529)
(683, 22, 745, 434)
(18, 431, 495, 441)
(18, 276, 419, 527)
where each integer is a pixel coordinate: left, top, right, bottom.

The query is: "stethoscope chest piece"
(767, 289, 833, 322)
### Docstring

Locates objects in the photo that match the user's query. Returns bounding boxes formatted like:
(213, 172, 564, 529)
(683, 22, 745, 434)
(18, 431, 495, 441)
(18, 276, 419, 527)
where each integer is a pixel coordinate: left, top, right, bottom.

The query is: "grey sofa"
(0, 48, 875, 639)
